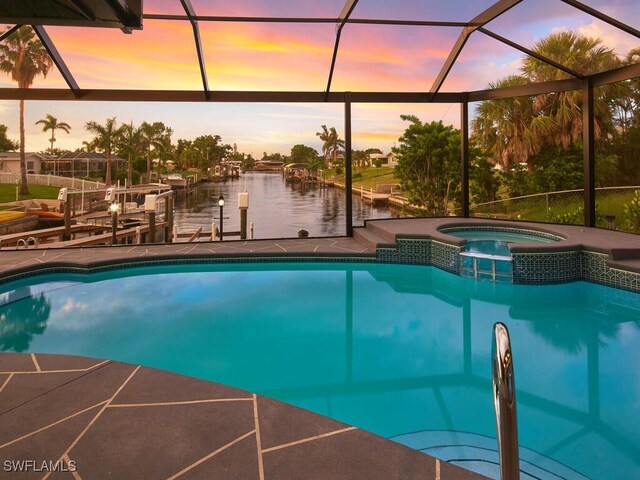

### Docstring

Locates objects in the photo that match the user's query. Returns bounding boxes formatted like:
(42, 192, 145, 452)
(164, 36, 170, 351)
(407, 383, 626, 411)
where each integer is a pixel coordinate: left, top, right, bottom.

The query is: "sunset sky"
(0, 0, 638, 156)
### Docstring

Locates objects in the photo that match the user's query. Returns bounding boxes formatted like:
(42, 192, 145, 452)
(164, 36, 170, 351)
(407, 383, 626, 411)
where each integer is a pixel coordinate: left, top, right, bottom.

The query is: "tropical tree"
(116, 122, 143, 186)
(473, 31, 624, 172)
(35, 114, 71, 175)
(522, 31, 622, 147)
(472, 75, 555, 170)
(140, 121, 172, 182)
(192, 134, 226, 170)
(0, 124, 18, 151)
(316, 125, 331, 163)
(0, 26, 53, 194)
(393, 116, 461, 214)
(173, 138, 195, 170)
(316, 125, 344, 166)
(352, 150, 370, 170)
(85, 117, 123, 186)
(290, 144, 318, 164)
(154, 134, 174, 176)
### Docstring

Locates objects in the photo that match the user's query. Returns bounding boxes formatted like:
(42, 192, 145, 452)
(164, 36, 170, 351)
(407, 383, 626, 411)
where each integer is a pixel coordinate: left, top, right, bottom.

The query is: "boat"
(0, 211, 26, 222)
(0, 211, 39, 235)
(163, 174, 188, 189)
(284, 163, 314, 183)
(26, 210, 65, 219)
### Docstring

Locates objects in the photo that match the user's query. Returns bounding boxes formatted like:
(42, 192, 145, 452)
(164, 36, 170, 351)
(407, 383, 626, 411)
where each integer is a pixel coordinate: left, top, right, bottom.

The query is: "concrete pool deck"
(0, 353, 486, 480)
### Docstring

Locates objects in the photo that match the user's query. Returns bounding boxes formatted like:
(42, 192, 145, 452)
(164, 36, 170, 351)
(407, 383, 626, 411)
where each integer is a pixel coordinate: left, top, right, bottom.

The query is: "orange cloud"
(45, 21, 202, 89)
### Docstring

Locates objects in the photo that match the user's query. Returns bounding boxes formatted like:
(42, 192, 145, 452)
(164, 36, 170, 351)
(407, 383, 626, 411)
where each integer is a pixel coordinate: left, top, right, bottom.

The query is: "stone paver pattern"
(0, 353, 487, 480)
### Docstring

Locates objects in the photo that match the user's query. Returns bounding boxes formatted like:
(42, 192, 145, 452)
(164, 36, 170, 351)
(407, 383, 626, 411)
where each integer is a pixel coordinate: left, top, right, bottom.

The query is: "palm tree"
(140, 121, 172, 182)
(329, 128, 345, 166)
(85, 117, 123, 186)
(472, 75, 556, 169)
(0, 26, 53, 194)
(316, 125, 344, 167)
(522, 31, 622, 147)
(36, 114, 71, 175)
(116, 122, 143, 186)
(316, 125, 332, 164)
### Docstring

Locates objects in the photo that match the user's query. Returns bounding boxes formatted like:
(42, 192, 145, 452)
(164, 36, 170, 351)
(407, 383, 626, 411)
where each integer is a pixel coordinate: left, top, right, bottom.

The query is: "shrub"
(547, 205, 604, 225)
(622, 190, 640, 233)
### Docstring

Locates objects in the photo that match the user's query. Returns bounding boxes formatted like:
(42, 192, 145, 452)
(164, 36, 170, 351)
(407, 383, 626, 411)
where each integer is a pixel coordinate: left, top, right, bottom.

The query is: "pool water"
(1, 262, 638, 480)
(445, 229, 560, 246)
(444, 228, 561, 281)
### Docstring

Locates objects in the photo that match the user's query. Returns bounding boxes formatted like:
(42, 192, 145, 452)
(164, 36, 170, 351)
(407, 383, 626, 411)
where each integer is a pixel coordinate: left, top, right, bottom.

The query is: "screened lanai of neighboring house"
(0, 0, 639, 234)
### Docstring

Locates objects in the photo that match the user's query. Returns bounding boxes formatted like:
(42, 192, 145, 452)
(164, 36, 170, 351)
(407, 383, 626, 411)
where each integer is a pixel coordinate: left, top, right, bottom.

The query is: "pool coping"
(0, 352, 487, 480)
(0, 218, 638, 290)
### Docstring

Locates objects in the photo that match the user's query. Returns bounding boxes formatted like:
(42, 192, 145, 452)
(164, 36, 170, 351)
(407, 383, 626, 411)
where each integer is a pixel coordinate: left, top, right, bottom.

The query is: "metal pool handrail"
(492, 322, 520, 480)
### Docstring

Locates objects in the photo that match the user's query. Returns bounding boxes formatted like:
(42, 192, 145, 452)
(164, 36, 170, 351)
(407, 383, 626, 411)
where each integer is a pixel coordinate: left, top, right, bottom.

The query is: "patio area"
(0, 352, 484, 479)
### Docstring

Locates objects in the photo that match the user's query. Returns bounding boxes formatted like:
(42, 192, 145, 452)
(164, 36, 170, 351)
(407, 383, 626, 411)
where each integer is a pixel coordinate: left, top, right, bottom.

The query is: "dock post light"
(218, 194, 225, 240)
(238, 192, 249, 240)
(109, 202, 120, 245)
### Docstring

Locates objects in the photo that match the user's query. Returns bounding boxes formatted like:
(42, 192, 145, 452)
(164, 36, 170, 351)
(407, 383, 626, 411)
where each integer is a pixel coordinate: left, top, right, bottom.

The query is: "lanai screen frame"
(1, 0, 639, 235)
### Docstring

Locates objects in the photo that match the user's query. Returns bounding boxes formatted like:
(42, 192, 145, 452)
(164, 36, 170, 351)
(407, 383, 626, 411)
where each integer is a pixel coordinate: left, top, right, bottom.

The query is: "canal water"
(172, 172, 396, 239)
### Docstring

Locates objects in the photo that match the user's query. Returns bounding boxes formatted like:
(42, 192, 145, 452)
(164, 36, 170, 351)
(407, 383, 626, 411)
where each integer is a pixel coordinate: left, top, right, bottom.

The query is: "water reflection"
(0, 287, 51, 352)
(172, 172, 395, 238)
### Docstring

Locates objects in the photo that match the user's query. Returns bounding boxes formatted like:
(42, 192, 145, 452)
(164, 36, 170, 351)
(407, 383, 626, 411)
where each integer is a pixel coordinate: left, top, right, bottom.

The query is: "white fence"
(0, 173, 105, 191)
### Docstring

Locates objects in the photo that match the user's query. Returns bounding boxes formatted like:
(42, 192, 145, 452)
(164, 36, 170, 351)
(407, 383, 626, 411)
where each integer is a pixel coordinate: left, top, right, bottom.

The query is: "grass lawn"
(0, 183, 60, 204)
(326, 166, 399, 190)
(473, 189, 637, 229)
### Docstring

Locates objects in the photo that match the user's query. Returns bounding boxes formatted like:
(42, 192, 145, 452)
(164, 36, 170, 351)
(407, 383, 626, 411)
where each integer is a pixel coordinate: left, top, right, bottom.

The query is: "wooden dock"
(0, 224, 105, 249)
(357, 186, 390, 206)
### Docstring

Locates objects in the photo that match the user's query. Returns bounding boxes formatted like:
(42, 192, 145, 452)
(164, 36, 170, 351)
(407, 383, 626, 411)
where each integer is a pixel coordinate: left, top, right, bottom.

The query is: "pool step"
(353, 226, 396, 249)
(391, 430, 590, 480)
(361, 221, 398, 243)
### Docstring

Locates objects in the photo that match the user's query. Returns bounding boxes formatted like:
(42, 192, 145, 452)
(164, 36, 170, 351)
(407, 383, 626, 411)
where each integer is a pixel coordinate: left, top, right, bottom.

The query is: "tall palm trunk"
(19, 99, 29, 195)
(147, 148, 151, 183)
(105, 150, 112, 186)
(49, 129, 55, 175)
(127, 153, 133, 187)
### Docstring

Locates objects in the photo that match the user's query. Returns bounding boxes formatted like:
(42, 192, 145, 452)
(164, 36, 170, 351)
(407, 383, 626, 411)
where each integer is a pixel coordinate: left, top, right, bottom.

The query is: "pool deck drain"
(0, 353, 487, 479)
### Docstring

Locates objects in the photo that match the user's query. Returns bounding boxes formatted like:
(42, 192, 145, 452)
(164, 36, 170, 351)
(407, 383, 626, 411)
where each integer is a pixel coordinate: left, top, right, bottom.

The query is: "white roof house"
(368, 152, 398, 168)
(0, 152, 50, 174)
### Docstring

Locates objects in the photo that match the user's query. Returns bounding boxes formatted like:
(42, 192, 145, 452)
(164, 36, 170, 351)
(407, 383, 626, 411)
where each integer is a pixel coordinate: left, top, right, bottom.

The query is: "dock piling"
(148, 211, 156, 244)
(63, 201, 71, 241)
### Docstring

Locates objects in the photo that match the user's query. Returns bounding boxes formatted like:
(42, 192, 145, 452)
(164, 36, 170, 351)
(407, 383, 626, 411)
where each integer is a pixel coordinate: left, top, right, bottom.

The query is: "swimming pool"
(1, 261, 638, 479)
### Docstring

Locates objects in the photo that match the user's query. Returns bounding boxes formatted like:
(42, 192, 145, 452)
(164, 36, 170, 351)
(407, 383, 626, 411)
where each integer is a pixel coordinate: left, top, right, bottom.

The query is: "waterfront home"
(369, 152, 398, 168)
(50, 152, 127, 178)
(0, 151, 51, 174)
